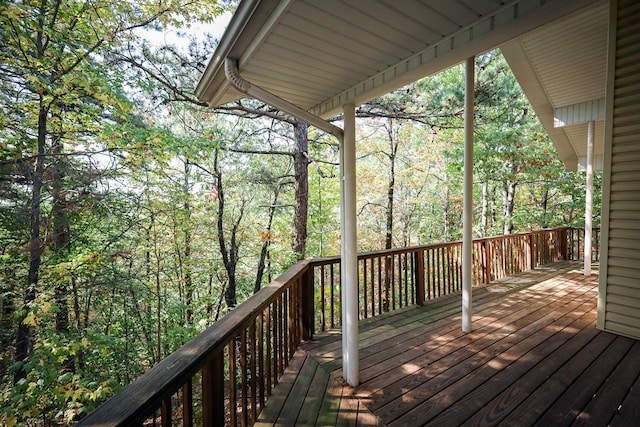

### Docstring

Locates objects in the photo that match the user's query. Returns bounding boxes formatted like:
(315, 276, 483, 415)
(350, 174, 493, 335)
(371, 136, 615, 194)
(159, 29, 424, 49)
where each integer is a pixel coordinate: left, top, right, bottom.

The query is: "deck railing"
(312, 227, 575, 331)
(78, 227, 598, 426)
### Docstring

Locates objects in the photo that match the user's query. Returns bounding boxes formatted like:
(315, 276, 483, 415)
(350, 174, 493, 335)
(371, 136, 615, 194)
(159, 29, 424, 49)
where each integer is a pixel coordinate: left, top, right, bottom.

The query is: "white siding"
(599, 0, 640, 339)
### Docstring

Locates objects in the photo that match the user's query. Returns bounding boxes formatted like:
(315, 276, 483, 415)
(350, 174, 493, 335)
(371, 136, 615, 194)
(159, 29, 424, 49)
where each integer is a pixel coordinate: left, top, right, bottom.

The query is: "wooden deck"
(255, 261, 640, 426)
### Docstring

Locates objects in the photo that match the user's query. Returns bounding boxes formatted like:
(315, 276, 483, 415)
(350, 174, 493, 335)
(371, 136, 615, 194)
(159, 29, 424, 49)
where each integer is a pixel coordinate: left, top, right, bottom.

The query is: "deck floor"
(256, 261, 640, 426)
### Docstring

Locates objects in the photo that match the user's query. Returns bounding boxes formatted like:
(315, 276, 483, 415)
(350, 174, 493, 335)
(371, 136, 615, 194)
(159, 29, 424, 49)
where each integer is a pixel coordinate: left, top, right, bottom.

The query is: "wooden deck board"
(609, 360, 640, 427)
(535, 335, 635, 427)
(573, 340, 640, 426)
(361, 281, 595, 408)
(257, 262, 640, 426)
(383, 291, 598, 425)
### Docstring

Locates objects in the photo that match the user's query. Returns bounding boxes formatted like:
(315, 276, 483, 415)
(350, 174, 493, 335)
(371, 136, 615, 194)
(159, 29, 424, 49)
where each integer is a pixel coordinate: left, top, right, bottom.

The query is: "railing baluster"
(319, 265, 326, 332)
(404, 252, 410, 306)
(330, 263, 335, 329)
(182, 381, 192, 427)
(278, 295, 285, 376)
(363, 258, 369, 318)
(161, 397, 172, 427)
(393, 254, 398, 310)
(274, 298, 281, 379)
(229, 338, 237, 427)
(399, 253, 403, 307)
(240, 329, 248, 427)
(446, 246, 452, 294)
(377, 256, 382, 315)
(285, 288, 291, 359)
(266, 304, 273, 396)
(415, 250, 425, 304)
(249, 321, 257, 425)
(257, 313, 265, 412)
(370, 257, 376, 316)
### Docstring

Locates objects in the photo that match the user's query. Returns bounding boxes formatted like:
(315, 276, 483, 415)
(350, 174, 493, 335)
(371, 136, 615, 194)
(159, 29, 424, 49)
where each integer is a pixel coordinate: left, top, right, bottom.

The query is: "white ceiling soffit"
(501, 0, 608, 171)
(195, 0, 604, 121)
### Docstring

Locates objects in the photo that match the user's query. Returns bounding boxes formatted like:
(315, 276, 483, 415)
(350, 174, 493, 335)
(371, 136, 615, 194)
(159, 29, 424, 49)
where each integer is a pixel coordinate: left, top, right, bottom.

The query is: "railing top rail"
(78, 260, 311, 426)
(308, 227, 571, 267)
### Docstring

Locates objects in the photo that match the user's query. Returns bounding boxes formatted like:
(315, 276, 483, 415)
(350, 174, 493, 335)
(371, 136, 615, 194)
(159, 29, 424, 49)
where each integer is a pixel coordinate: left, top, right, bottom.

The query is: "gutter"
(194, 0, 262, 105)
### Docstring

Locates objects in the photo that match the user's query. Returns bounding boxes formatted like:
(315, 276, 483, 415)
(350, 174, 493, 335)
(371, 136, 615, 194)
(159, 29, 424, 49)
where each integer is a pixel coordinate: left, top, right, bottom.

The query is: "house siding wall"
(599, 0, 640, 339)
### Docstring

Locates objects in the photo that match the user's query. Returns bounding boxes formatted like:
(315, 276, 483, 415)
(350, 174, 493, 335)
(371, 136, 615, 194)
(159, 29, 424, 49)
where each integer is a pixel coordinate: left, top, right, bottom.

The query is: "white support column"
(341, 103, 359, 387)
(462, 57, 475, 333)
(584, 120, 595, 275)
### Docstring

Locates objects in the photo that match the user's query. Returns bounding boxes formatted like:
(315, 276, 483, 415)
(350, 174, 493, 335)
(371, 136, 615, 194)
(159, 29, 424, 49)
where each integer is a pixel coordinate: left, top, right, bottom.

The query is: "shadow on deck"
(256, 261, 640, 426)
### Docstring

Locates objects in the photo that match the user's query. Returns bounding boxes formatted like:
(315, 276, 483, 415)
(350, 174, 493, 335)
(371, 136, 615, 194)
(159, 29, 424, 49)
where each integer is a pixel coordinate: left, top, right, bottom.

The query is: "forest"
(0, 0, 601, 424)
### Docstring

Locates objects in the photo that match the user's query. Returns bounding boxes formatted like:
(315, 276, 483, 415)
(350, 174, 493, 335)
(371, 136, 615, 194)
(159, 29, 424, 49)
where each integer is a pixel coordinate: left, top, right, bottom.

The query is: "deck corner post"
(202, 352, 225, 427)
(528, 233, 535, 269)
(560, 227, 569, 260)
(301, 264, 314, 341)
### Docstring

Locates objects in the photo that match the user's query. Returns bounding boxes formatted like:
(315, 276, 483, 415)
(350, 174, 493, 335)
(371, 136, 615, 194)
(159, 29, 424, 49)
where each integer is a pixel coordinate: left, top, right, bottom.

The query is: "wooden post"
(202, 352, 224, 427)
(560, 228, 568, 260)
(414, 250, 425, 305)
(300, 265, 314, 341)
(482, 241, 490, 284)
(528, 233, 535, 270)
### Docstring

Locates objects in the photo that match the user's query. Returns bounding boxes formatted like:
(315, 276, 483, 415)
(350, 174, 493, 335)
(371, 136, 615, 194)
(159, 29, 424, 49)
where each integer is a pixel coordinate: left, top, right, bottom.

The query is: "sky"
(141, 10, 233, 50)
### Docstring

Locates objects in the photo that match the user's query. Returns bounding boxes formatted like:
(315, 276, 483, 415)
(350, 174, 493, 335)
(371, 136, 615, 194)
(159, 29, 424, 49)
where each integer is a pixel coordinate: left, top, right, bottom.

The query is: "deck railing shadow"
(78, 227, 599, 426)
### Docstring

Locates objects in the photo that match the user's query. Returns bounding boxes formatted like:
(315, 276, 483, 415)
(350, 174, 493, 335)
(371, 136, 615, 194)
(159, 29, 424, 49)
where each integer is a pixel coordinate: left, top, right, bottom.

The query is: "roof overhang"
(501, 1, 608, 170)
(195, 0, 608, 170)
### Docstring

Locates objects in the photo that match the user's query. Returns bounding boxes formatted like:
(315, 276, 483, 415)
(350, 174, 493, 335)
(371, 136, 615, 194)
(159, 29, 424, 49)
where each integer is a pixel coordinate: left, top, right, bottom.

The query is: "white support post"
(341, 103, 359, 387)
(584, 120, 595, 275)
(462, 57, 475, 333)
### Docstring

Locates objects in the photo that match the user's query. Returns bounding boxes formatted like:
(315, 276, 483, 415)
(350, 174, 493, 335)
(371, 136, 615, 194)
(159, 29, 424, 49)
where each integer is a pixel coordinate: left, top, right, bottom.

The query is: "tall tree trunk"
(15, 100, 47, 383)
(383, 118, 399, 311)
(50, 135, 74, 373)
(385, 118, 397, 250)
(490, 185, 497, 226)
(255, 187, 279, 293)
(502, 179, 517, 235)
(540, 187, 549, 228)
(443, 172, 451, 239)
(481, 181, 489, 236)
(214, 150, 244, 310)
(292, 120, 309, 260)
(183, 162, 193, 325)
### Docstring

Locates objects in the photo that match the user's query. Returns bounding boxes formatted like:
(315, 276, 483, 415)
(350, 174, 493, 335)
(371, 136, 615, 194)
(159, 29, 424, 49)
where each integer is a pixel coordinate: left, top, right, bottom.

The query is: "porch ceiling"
(195, 0, 607, 170)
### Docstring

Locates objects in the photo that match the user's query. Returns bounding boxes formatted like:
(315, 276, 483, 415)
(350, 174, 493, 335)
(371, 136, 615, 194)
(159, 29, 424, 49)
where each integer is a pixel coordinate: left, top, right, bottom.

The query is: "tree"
(1, 0, 224, 421)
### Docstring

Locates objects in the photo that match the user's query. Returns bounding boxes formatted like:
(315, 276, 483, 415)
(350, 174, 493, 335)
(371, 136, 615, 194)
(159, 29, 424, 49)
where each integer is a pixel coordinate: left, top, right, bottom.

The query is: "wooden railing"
(78, 227, 594, 426)
(78, 261, 314, 426)
(567, 227, 601, 262)
(312, 228, 571, 331)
